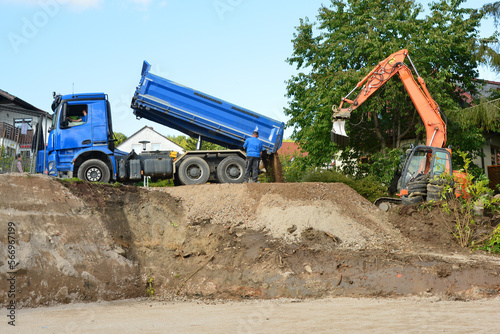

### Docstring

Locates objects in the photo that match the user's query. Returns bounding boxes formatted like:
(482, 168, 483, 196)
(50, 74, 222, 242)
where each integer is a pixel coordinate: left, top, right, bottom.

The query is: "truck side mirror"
(60, 120, 69, 129)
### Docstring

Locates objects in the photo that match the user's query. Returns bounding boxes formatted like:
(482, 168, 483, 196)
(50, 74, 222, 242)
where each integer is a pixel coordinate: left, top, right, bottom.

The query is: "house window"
(492, 146, 500, 165)
(14, 118, 32, 134)
(151, 143, 161, 151)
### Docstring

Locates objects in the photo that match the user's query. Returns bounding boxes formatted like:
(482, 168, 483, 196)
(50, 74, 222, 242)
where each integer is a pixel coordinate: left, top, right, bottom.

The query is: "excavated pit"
(0, 174, 499, 307)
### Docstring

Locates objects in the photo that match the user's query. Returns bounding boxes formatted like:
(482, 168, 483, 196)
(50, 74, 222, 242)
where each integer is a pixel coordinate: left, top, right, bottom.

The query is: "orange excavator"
(331, 49, 464, 206)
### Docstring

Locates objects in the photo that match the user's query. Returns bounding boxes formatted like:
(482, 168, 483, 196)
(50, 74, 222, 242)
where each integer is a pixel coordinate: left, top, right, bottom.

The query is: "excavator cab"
(398, 145, 452, 195)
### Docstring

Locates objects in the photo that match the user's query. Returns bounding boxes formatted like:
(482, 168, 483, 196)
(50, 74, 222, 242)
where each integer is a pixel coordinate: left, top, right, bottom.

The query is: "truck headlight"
(48, 161, 56, 175)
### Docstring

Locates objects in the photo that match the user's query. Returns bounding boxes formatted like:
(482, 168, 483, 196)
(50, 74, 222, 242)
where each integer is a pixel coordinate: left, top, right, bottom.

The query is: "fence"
(488, 165, 500, 191)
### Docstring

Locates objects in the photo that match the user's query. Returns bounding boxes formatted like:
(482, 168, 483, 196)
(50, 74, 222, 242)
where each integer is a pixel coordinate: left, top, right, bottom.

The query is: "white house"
(0, 89, 51, 172)
(117, 126, 185, 154)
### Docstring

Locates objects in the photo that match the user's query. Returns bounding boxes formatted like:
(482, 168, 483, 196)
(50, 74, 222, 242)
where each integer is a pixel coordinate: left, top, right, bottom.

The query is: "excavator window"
(432, 151, 451, 176)
(404, 149, 431, 184)
(402, 147, 452, 190)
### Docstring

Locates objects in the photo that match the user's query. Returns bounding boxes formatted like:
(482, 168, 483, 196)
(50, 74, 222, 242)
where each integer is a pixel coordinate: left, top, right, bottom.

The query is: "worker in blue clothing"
(243, 129, 264, 183)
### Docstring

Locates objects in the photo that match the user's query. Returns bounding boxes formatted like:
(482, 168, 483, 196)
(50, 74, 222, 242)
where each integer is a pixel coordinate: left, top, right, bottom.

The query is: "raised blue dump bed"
(131, 61, 284, 153)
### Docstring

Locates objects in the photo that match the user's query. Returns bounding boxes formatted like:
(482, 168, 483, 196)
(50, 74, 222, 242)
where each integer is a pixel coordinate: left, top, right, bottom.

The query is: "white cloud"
(0, 0, 103, 10)
(127, 0, 154, 12)
(58, 0, 103, 10)
(128, 0, 152, 4)
(0, 0, 156, 11)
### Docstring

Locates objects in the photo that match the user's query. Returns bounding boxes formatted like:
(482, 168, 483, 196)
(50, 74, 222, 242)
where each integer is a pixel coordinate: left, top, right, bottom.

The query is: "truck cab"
(37, 93, 118, 182)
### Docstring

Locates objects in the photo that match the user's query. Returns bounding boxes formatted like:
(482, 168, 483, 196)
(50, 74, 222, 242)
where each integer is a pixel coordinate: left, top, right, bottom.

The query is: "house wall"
(117, 127, 184, 154)
(0, 103, 50, 155)
(475, 136, 500, 176)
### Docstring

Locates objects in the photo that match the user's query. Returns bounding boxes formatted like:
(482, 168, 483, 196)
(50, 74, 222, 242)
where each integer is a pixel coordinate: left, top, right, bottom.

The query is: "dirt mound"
(1, 174, 499, 308)
(156, 182, 398, 248)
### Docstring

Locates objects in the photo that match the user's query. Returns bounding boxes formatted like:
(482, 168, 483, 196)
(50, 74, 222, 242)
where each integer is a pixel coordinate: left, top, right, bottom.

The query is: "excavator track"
(373, 197, 402, 211)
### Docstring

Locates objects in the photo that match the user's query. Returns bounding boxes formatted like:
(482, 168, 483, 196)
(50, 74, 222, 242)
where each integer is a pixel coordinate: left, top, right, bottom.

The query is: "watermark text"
(6, 222, 17, 326)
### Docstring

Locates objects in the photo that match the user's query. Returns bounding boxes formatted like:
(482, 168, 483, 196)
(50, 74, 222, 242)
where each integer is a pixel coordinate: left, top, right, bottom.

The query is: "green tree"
(166, 135, 188, 149)
(478, 2, 500, 72)
(285, 0, 498, 169)
(185, 137, 226, 151)
(114, 132, 127, 146)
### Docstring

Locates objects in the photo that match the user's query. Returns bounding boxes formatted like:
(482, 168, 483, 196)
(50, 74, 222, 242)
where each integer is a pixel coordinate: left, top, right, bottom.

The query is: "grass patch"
(57, 177, 85, 184)
(135, 179, 175, 187)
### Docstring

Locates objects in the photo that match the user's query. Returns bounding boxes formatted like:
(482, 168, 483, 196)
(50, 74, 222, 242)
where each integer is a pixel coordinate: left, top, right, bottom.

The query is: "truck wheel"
(178, 157, 210, 185)
(78, 159, 111, 183)
(217, 156, 246, 183)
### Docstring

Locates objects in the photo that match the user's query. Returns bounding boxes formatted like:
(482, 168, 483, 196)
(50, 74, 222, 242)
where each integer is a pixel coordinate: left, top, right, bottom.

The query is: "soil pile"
(0, 174, 499, 307)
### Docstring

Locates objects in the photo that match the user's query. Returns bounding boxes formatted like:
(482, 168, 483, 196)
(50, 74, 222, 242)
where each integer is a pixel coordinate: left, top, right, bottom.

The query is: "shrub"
(301, 169, 387, 202)
(441, 151, 499, 248)
(365, 148, 404, 186)
(280, 154, 308, 183)
(481, 225, 500, 253)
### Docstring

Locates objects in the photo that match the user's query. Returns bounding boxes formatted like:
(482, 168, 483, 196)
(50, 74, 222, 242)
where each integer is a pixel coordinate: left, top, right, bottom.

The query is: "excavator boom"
(332, 49, 447, 148)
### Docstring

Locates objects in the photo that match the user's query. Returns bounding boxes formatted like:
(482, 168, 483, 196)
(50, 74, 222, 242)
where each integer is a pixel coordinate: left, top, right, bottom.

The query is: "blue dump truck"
(36, 61, 285, 185)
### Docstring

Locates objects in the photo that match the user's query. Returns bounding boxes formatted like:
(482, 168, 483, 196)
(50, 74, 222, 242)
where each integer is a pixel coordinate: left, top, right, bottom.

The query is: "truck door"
(55, 102, 92, 151)
(88, 100, 109, 147)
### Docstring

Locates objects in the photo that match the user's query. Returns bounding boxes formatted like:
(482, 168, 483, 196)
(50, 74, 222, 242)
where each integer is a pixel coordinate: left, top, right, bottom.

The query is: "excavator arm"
(332, 49, 447, 148)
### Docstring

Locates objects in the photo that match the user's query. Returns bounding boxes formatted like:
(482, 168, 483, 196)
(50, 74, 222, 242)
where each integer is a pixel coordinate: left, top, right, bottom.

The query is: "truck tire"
(178, 157, 210, 185)
(78, 159, 110, 183)
(217, 156, 246, 183)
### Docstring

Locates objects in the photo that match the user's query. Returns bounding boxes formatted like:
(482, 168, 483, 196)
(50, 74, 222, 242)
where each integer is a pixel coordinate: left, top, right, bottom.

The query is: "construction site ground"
(1, 174, 499, 332)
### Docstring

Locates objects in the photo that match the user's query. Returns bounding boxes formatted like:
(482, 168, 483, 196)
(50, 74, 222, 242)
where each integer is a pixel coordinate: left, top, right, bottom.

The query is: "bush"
(280, 154, 308, 183)
(481, 225, 500, 253)
(440, 151, 499, 248)
(301, 169, 387, 202)
(365, 148, 404, 186)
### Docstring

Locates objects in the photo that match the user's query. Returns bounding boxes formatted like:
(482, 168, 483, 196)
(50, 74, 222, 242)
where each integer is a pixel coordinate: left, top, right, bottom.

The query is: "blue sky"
(0, 0, 497, 139)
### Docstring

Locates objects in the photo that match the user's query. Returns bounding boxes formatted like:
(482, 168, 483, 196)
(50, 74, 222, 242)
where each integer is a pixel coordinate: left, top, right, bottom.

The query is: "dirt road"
(3, 297, 500, 333)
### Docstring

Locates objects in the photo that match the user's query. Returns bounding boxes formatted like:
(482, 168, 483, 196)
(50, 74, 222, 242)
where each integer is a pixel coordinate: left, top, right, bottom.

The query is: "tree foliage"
(479, 2, 500, 72)
(114, 132, 127, 146)
(165, 135, 225, 151)
(285, 0, 498, 168)
(166, 135, 188, 149)
(185, 136, 226, 151)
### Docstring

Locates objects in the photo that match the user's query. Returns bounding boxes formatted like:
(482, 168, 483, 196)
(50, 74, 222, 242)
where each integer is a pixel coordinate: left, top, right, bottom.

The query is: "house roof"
(0, 89, 49, 116)
(277, 141, 308, 157)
